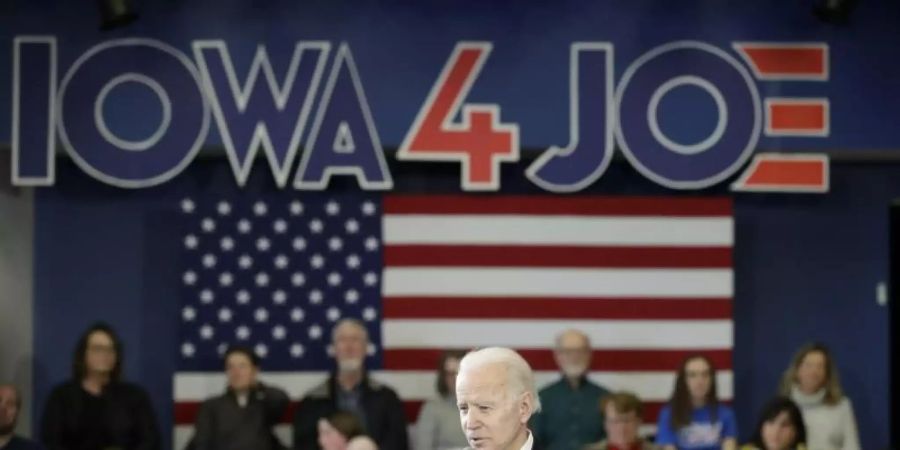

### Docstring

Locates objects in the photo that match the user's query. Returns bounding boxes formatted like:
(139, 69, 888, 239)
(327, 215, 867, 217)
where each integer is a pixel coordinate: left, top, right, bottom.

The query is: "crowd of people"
(0, 322, 862, 450)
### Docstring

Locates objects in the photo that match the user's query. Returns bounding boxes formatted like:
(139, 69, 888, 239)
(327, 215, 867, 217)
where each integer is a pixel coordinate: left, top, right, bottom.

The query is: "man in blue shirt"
(530, 330, 610, 450)
(0, 384, 42, 450)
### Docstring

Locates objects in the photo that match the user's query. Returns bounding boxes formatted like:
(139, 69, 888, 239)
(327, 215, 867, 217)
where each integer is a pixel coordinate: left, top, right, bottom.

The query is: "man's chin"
(0, 424, 15, 435)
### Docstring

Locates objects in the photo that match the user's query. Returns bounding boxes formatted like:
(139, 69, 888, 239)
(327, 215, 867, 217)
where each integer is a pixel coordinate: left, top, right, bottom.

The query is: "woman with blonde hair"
(778, 343, 859, 450)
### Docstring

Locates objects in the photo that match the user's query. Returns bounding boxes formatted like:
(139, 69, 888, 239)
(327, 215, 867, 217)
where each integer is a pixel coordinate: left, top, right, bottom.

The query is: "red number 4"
(398, 42, 519, 191)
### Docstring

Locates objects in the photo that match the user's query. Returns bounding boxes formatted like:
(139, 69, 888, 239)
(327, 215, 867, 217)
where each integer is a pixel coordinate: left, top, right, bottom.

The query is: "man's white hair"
(331, 318, 369, 343)
(459, 347, 542, 413)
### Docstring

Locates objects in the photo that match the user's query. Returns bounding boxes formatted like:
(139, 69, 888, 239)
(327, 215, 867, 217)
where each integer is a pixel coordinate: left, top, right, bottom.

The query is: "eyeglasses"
(87, 344, 116, 354)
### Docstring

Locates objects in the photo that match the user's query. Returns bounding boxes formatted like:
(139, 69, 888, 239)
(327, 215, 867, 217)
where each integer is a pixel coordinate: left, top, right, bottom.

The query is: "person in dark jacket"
(40, 322, 160, 450)
(293, 319, 408, 450)
(1, 384, 43, 450)
(191, 346, 289, 450)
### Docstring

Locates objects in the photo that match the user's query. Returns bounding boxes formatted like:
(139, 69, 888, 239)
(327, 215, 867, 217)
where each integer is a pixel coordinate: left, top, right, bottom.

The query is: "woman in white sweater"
(778, 343, 860, 450)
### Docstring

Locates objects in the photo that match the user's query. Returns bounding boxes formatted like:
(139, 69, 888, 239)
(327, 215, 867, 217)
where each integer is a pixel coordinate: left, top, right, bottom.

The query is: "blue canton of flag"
(177, 194, 383, 372)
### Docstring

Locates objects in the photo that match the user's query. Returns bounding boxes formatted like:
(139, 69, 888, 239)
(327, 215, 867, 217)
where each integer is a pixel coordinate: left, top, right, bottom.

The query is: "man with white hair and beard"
(529, 330, 610, 450)
(293, 319, 408, 450)
(455, 347, 541, 450)
(0, 384, 42, 450)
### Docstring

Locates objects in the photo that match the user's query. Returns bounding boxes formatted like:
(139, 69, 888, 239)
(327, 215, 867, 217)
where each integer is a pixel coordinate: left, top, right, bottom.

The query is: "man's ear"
(519, 391, 534, 423)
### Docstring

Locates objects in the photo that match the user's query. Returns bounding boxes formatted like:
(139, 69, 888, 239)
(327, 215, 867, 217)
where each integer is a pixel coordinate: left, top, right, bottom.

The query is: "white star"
(328, 236, 343, 252)
(253, 201, 268, 216)
(236, 290, 251, 304)
(256, 237, 271, 252)
(274, 254, 289, 269)
(201, 218, 216, 233)
(202, 254, 217, 268)
(363, 271, 378, 287)
(220, 236, 234, 252)
(308, 290, 323, 304)
(367, 343, 377, 356)
(363, 307, 377, 321)
(308, 325, 322, 340)
(272, 325, 287, 340)
(184, 235, 198, 249)
(182, 306, 196, 321)
(364, 237, 379, 252)
(345, 219, 359, 234)
(238, 254, 253, 270)
(361, 201, 376, 216)
(290, 343, 305, 357)
(181, 342, 195, 357)
(180, 198, 195, 214)
(254, 308, 269, 323)
(290, 308, 305, 322)
(273, 219, 288, 234)
(344, 290, 359, 304)
(255, 344, 269, 358)
(326, 307, 341, 322)
(255, 272, 270, 287)
(272, 290, 287, 304)
(235, 325, 250, 340)
(217, 343, 228, 356)
(289, 201, 304, 216)
(310, 254, 325, 269)
(291, 272, 306, 287)
(219, 272, 233, 287)
(325, 201, 340, 216)
(292, 237, 307, 251)
(200, 324, 214, 340)
(218, 308, 233, 322)
(237, 219, 252, 234)
(327, 272, 342, 286)
(182, 271, 197, 286)
(346, 254, 361, 269)
(199, 289, 215, 304)
(309, 219, 324, 234)
(217, 201, 231, 216)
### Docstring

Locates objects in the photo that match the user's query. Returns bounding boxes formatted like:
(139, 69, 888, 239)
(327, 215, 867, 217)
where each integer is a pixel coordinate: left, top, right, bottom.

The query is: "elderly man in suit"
(455, 347, 541, 450)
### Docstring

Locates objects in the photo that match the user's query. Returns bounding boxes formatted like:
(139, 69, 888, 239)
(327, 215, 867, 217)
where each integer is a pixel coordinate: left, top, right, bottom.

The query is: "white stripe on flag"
(382, 320, 733, 349)
(383, 268, 733, 298)
(383, 216, 733, 246)
(173, 371, 733, 402)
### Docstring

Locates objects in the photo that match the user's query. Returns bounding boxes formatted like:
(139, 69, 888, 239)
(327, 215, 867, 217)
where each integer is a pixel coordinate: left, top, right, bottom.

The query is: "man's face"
(456, 364, 530, 450)
(333, 323, 367, 372)
(553, 332, 591, 378)
(225, 352, 258, 392)
(603, 403, 640, 448)
(0, 386, 19, 436)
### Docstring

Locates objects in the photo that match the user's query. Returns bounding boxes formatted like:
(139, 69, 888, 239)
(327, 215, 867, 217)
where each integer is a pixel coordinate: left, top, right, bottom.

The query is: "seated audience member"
(531, 330, 610, 450)
(293, 319, 408, 450)
(741, 397, 806, 450)
(318, 411, 378, 450)
(192, 346, 289, 450)
(778, 343, 859, 450)
(584, 391, 656, 450)
(0, 384, 42, 450)
(415, 350, 468, 450)
(41, 322, 160, 450)
(655, 355, 737, 450)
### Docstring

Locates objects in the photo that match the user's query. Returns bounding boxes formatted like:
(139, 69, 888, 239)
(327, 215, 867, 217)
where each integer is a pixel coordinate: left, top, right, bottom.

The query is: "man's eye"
(478, 406, 490, 412)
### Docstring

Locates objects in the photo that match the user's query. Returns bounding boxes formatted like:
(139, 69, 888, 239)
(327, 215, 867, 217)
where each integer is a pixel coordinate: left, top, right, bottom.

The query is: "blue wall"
(31, 159, 892, 449)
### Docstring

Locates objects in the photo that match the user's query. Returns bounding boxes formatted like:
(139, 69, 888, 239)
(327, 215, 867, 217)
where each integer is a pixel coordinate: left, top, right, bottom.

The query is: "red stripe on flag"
(174, 399, 681, 425)
(383, 349, 733, 371)
(384, 245, 732, 268)
(737, 45, 827, 78)
(384, 196, 732, 216)
(383, 297, 732, 320)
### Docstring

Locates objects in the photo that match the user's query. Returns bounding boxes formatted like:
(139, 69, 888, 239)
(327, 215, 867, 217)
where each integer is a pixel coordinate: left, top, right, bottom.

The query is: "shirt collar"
(519, 431, 534, 450)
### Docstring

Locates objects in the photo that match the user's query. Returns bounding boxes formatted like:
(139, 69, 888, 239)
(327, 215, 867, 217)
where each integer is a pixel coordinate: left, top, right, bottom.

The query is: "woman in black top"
(41, 322, 160, 450)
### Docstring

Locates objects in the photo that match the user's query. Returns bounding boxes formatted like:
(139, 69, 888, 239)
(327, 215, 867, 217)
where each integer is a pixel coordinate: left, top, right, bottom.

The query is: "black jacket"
(40, 381, 160, 450)
(191, 383, 290, 450)
(292, 374, 408, 450)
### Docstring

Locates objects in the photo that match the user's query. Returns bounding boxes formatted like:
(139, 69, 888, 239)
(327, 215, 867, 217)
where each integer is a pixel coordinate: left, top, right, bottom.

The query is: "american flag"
(172, 195, 734, 447)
